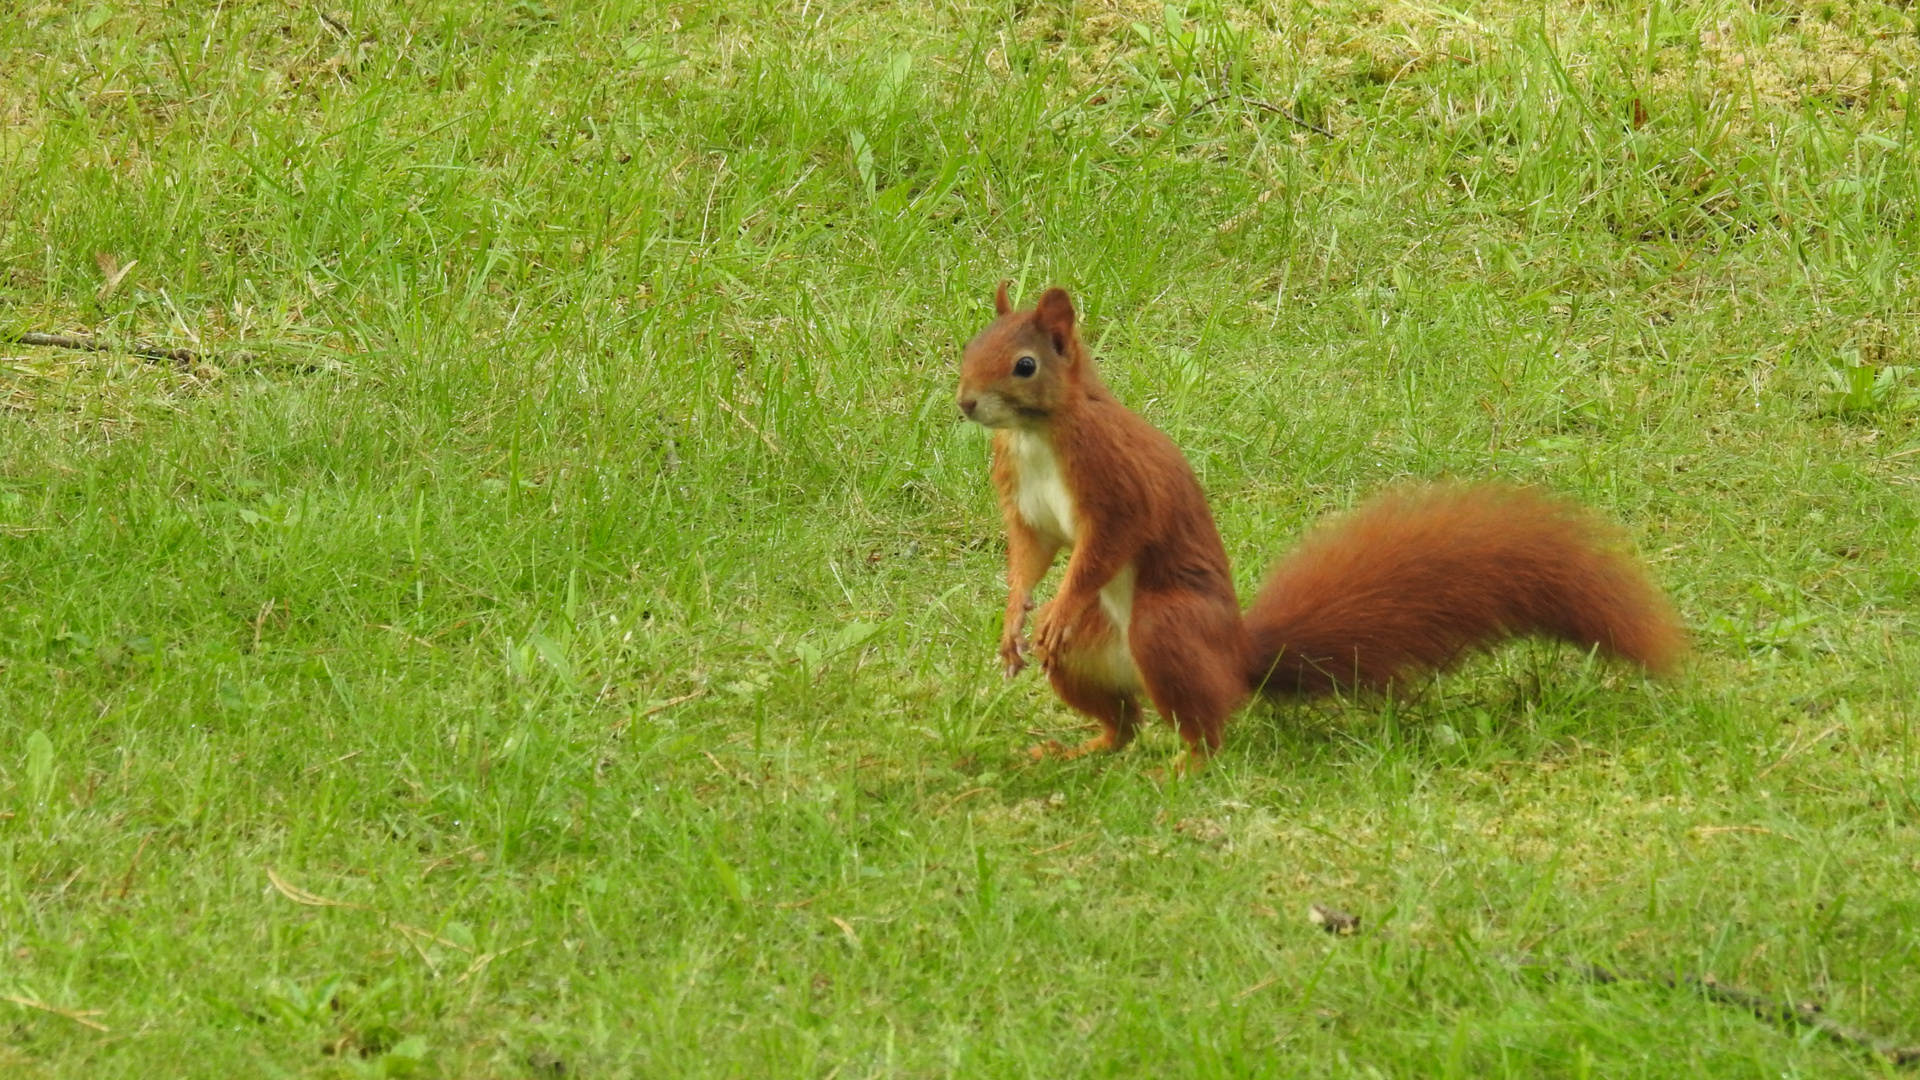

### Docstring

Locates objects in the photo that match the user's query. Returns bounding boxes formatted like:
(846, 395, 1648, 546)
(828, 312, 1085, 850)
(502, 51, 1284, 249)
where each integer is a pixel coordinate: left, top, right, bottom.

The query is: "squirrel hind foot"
(1027, 729, 1127, 762)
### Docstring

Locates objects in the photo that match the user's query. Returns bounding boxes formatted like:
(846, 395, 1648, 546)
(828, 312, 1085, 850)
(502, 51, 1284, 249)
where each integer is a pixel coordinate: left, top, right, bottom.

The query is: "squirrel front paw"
(998, 634, 1029, 679)
(1031, 601, 1073, 663)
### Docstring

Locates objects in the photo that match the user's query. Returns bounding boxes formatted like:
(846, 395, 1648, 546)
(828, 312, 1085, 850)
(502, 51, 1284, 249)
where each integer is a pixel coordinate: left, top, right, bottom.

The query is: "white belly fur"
(1007, 430, 1077, 545)
(1007, 432, 1142, 693)
(1086, 565, 1143, 693)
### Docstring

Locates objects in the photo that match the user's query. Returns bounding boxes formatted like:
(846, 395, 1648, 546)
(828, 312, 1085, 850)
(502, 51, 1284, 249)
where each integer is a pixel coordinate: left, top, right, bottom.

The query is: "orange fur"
(957, 284, 1685, 761)
(1245, 484, 1686, 697)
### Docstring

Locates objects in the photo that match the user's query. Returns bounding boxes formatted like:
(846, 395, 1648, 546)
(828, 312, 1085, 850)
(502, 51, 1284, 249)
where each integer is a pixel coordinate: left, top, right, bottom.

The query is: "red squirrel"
(957, 282, 1685, 763)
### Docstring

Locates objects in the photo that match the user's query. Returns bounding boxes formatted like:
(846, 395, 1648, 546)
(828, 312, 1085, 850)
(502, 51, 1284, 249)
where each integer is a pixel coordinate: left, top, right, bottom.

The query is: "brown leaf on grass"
(830, 916, 860, 949)
(94, 253, 137, 301)
(1308, 903, 1361, 935)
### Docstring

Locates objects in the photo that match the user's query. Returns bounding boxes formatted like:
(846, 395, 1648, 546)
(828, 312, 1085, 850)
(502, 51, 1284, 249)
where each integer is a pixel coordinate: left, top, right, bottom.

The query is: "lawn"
(2, 0, 1918, 1076)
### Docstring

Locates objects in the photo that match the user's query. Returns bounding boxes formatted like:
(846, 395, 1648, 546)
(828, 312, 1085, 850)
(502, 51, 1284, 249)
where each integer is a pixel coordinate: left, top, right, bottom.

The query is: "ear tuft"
(1033, 287, 1076, 350)
(994, 280, 1013, 316)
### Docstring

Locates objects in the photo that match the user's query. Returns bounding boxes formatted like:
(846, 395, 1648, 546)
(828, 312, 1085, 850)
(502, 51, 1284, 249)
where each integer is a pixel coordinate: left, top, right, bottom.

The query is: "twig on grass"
(1756, 721, 1845, 779)
(1520, 958, 1920, 1067)
(393, 928, 442, 973)
(266, 867, 375, 910)
(702, 750, 758, 788)
(455, 940, 533, 994)
(301, 750, 363, 777)
(2, 995, 110, 1033)
(1243, 97, 1335, 137)
(934, 786, 995, 816)
(1691, 976, 1920, 1066)
(453, 952, 494, 986)
(643, 690, 707, 716)
(374, 623, 438, 651)
(1029, 832, 1093, 857)
(1233, 975, 1281, 1001)
(44, 866, 86, 901)
(7, 331, 234, 370)
(1309, 902, 1920, 1065)
(1183, 92, 1333, 137)
(268, 869, 532, 985)
(420, 845, 485, 878)
(602, 687, 702, 730)
(392, 921, 470, 955)
(316, 8, 353, 38)
(7, 330, 329, 372)
(715, 396, 781, 455)
(1690, 824, 1798, 841)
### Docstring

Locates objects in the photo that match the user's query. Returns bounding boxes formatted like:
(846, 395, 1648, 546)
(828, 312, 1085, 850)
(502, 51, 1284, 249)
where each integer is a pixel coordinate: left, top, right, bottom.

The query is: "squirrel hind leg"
(1129, 588, 1250, 757)
(1036, 664, 1143, 760)
(1033, 604, 1146, 759)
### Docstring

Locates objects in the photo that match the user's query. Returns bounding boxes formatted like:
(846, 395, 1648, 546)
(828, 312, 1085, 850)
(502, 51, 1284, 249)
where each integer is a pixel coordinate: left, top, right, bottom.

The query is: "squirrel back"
(1245, 483, 1686, 696)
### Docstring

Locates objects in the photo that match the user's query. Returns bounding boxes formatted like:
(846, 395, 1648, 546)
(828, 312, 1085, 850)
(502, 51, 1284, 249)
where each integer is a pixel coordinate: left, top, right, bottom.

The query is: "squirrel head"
(956, 282, 1091, 430)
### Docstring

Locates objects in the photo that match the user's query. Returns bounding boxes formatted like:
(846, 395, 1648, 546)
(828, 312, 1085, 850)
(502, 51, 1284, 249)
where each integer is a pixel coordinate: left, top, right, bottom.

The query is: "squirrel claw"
(998, 638, 1029, 679)
(1031, 617, 1070, 662)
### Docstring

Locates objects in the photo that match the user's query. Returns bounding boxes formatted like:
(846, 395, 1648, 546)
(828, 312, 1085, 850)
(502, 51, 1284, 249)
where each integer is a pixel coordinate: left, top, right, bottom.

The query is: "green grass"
(3, 0, 1919, 1075)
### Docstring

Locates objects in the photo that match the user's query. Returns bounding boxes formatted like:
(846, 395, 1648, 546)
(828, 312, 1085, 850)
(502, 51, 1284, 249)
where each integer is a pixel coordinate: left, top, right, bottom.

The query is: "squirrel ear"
(1033, 287, 1076, 351)
(994, 280, 1012, 316)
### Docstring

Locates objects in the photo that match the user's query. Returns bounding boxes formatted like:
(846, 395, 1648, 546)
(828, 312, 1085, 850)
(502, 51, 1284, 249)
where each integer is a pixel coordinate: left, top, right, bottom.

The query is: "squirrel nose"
(959, 397, 978, 418)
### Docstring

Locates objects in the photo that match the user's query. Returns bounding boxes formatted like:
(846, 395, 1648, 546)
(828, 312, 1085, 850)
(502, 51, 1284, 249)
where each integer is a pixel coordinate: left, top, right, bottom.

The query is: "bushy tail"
(1244, 484, 1685, 696)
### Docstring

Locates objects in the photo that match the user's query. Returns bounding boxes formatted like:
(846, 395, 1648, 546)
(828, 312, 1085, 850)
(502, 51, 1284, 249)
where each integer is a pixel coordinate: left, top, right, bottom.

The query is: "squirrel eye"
(1012, 356, 1038, 377)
